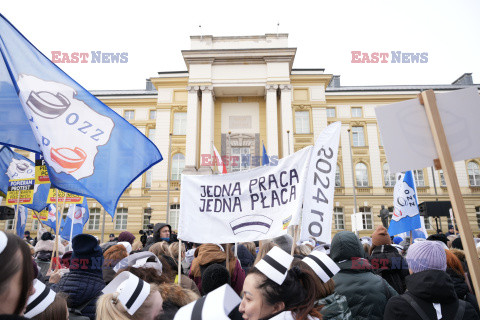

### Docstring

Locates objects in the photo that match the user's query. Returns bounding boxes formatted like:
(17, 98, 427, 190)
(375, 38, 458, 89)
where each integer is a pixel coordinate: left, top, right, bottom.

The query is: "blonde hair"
(168, 242, 185, 260)
(294, 244, 312, 256)
(149, 241, 169, 258)
(132, 240, 143, 252)
(96, 284, 159, 320)
(241, 242, 256, 258)
(253, 241, 277, 266)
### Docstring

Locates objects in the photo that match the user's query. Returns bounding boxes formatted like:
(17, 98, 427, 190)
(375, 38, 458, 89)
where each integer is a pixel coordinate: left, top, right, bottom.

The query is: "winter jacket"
(384, 270, 479, 320)
(34, 239, 65, 261)
(447, 268, 480, 317)
(318, 292, 352, 320)
(51, 270, 105, 320)
(330, 231, 398, 320)
(189, 244, 245, 295)
(143, 223, 172, 250)
(369, 244, 409, 294)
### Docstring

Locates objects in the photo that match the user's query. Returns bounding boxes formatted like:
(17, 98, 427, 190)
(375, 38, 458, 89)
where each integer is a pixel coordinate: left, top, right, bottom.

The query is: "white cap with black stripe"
(24, 279, 56, 318)
(256, 246, 294, 285)
(173, 284, 241, 320)
(302, 251, 340, 283)
(102, 271, 151, 315)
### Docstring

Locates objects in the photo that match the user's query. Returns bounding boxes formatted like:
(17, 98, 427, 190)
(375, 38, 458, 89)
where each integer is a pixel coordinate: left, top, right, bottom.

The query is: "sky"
(2, 0, 480, 90)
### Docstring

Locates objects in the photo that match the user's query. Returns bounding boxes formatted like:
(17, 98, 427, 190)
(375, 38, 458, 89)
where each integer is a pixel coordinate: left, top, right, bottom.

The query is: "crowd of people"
(1, 222, 480, 319)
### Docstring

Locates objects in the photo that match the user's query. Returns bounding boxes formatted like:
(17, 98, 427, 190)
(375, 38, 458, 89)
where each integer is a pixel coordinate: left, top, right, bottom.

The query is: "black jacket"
(447, 268, 480, 317)
(369, 244, 409, 294)
(384, 270, 479, 320)
(330, 231, 398, 320)
(51, 271, 105, 320)
(144, 223, 172, 251)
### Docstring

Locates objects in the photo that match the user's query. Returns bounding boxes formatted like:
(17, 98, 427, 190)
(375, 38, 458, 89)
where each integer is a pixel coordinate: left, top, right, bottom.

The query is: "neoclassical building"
(2, 34, 480, 241)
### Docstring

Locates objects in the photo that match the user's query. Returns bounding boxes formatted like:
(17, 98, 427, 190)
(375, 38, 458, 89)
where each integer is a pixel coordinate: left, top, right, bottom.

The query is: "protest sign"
(47, 188, 83, 204)
(179, 146, 312, 243)
(34, 208, 49, 221)
(299, 122, 341, 244)
(6, 178, 34, 204)
(35, 153, 50, 184)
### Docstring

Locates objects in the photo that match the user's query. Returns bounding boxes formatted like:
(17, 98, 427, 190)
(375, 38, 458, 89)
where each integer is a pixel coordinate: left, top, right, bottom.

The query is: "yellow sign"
(47, 189, 83, 204)
(35, 154, 50, 184)
(6, 178, 34, 205)
(33, 209, 48, 221)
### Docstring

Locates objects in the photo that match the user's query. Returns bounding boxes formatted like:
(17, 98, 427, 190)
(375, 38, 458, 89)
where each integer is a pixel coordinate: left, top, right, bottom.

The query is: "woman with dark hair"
(0, 231, 35, 318)
(239, 247, 322, 320)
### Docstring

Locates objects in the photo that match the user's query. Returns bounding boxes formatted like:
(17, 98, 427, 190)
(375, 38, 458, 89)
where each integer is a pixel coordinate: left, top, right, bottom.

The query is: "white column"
(154, 109, 171, 182)
(199, 85, 214, 173)
(265, 84, 279, 157)
(279, 84, 294, 157)
(184, 86, 200, 173)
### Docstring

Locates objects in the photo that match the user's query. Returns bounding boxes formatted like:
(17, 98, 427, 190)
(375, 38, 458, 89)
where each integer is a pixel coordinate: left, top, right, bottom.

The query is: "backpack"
(402, 294, 466, 320)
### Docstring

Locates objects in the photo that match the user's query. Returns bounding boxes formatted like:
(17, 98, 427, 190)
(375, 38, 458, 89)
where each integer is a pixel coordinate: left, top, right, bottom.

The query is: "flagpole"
(55, 193, 67, 270)
(347, 128, 359, 236)
(166, 133, 172, 225)
(13, 191, 20, 235)
(69, 205, 74, 241)
(177, 239, 182, 286)
(34, 211, 45, 229)
(286, 130, 291, 156)
(49, 189, 59, 271)
(101, 207, 106, 243)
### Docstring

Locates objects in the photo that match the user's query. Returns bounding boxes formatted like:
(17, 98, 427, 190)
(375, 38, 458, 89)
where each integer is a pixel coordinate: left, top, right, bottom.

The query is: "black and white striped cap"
(102, 271, 151, 315)
(24, 279, 56, 318)
(173, 284, 241, 320)
(302, 251, 340, 283)
(256, 246, 294, 285)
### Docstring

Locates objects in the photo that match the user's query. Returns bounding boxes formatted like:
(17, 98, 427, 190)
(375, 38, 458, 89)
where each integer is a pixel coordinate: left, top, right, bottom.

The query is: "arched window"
(171, 153, 185, 181)
(468, 162, 480, 186)
(355, 163, 369, 187)
(335, 164, 341, 187)
(383, 163, 395, 187)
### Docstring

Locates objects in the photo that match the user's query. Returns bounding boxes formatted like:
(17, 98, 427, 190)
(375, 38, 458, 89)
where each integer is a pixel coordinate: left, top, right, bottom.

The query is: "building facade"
(2, 34, 480, 241)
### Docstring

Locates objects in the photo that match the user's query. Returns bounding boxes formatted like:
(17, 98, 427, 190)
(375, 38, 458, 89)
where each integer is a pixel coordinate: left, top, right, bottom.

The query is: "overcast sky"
(2, 0, 480, 90)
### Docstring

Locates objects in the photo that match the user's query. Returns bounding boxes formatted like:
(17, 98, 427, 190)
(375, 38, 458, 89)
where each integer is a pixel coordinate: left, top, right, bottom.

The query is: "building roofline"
(326, 84, 480, 93)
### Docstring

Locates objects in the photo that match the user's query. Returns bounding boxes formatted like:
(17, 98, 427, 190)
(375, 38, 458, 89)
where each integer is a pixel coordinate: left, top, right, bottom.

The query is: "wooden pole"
(409, 230, 413, 246)
(177, 239, 182, 286)
(420, 89, 480, 307)
(291, 225, 299, 256)
(49, 189, 59, 271)
(34, 212, 45, 229)
(13, 191, 21, 235)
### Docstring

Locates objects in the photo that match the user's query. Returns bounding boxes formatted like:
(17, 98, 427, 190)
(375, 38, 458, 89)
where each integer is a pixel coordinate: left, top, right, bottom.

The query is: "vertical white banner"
(299, 122, 341, 244)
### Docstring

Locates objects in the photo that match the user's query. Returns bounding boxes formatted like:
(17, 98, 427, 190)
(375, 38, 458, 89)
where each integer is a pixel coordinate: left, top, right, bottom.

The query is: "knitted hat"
(118, 231, 135, 245)
(406, 241, 446, 273)
(371, 226, 391, 246)
(202, 263, 231, 295)
(71, 234, 103, 274)
(393, 236, 403, 245)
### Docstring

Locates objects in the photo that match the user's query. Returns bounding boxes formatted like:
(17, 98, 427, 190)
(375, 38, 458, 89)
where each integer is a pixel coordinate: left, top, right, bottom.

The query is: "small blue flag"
(388, 171, 422, 236)
(0, 14, 162, 217)
(15, 205, 28, 238)
(262, 143, 269, 166)
(59, 199, 89, 241)
(0, 146, 50, 212)
(42, 203, 60, 232)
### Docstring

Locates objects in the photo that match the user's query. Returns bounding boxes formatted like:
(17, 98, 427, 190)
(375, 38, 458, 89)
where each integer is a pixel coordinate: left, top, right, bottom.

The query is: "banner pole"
(13, 191, 21, 235)
(409, 230, 413, 245)
(291, 225, 299, 256)
(420, 89, 480, 307)
(225, 243, 230, 274)
(100, 207, 106, 243)
(347, 128, 359, 236)
(177, 239, 182, 286)
(166, 133, 172, 225)
(49, 189, 59, 271)
(34, 212, 45, 229)
(69, 205, 74, 242)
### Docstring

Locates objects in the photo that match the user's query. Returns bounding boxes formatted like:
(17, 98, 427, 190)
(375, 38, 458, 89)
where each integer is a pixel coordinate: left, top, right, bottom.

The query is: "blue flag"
(388, 171, 422, 236)
(15, 205, 28, 238)
(0, 146, 50, 212)
(0, 14, 162, 217)
(60, 199, 89, 241)
(42, 203, 60, 232)
(262, 143, 269, 166)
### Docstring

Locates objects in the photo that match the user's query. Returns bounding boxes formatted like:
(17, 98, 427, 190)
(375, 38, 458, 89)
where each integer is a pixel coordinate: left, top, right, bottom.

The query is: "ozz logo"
(17, 75, 115, 180)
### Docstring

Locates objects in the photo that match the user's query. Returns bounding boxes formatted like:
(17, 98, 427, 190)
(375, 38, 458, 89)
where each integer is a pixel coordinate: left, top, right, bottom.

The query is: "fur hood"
(450, 248, 466, 261)
(35, 239, 65, 256)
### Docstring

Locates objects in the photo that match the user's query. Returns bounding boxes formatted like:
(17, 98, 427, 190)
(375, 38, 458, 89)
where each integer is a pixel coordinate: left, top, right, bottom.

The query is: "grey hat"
(272, 234, 293, 253)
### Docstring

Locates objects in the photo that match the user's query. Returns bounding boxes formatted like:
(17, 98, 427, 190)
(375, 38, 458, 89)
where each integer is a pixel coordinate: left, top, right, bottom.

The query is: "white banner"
(179, 146, 312, 243)
(299, 122, 341, 244)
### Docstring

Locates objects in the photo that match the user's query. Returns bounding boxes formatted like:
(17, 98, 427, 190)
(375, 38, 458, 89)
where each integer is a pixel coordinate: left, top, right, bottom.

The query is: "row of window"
(124, 111, 188, 136)
(5, 205, 480, 232)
